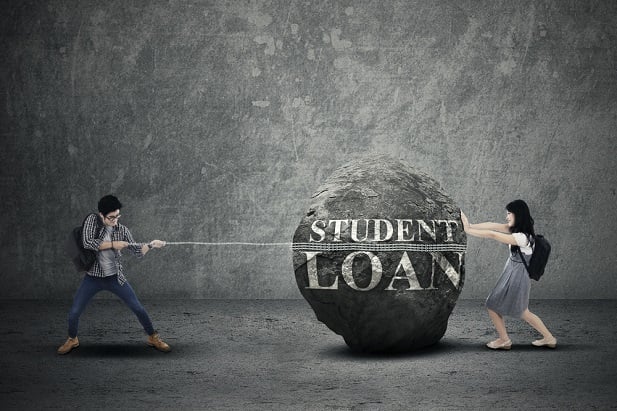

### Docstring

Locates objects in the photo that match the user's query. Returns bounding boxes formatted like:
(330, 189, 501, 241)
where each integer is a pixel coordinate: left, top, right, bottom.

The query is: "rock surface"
(293, 156, 466, 352)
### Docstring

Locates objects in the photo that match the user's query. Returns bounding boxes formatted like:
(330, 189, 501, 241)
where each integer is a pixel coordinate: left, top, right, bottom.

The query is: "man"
(58, 195, 171, 354)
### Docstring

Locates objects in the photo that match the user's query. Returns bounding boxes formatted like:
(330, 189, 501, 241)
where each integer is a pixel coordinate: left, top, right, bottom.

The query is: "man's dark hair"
(98, 195, 123, 216)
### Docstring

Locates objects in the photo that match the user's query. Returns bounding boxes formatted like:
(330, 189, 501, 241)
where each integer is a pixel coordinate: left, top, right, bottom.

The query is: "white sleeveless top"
(510, 232, 533, 255)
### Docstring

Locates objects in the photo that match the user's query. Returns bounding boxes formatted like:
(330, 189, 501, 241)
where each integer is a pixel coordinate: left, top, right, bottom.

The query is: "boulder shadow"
(320, 339, 485, 360)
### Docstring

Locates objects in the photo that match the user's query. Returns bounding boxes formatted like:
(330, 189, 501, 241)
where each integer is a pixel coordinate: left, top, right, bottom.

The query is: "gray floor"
(1, 299, 615, 410)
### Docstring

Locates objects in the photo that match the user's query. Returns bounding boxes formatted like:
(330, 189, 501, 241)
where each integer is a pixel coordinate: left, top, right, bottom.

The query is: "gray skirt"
(486, 252, 531, 318)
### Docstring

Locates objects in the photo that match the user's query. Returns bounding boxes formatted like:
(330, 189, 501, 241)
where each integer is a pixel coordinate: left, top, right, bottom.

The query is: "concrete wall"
(1, 0, 615, 299)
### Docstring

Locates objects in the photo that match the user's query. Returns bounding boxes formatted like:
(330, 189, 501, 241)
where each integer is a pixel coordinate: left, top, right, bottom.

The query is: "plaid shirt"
(81, 213, 144, 285)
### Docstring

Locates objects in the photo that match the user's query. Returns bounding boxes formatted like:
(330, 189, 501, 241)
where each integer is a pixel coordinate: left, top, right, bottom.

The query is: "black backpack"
(65, 214, 101, 272)
(517, 234, 551, 281)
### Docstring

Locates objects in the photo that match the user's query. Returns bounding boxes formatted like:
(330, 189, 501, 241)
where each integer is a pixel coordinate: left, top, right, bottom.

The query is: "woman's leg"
(521, 309, 554, 339)
(108, 279, 155, 335)
(488, 308, 510, 341)
(67, 275, 101, 338)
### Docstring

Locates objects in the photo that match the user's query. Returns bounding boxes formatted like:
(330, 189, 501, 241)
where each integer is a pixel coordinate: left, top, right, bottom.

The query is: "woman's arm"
(461, 211, 518, 246)
(464, 226, 519, 245)
(468, 222, 510, 233)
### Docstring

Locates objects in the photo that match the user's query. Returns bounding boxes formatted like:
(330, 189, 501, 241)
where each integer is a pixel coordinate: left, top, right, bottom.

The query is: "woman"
(461, 200, 557, 350)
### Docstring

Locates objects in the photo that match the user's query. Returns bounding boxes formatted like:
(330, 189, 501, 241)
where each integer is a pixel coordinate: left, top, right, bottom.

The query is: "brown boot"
(147, 332, 171, 352)
(57, 337, 79, 355)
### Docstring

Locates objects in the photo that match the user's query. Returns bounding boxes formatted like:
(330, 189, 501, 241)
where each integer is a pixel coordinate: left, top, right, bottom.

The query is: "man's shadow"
(61, 343, 167, 358)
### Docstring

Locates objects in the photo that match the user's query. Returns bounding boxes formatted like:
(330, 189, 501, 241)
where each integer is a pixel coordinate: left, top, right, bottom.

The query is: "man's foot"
(57, 337, 79, 355)
(486, 338, 512, 350)
(147, 332, 171, 353)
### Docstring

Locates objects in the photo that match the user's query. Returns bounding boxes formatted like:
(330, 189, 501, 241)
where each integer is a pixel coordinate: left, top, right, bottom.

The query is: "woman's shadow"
(320, 338, 578, 359)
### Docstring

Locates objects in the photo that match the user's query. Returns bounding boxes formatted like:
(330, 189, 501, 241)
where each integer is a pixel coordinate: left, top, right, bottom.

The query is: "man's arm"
(82, 214, 104, 251)
(120, 225, 165, 257)
(139, 240, 166, 256)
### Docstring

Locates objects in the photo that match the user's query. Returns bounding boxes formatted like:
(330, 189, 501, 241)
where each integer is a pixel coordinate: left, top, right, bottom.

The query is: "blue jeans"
(68, 274, 155, 338)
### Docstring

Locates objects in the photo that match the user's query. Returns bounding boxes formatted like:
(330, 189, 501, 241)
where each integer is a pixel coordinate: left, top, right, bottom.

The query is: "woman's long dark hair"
(506, 199, 535, 236)
(507, 200, 535, 253)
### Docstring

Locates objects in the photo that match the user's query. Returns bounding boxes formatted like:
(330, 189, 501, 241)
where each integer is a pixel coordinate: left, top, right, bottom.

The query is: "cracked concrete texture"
(1, 1, 616, 299)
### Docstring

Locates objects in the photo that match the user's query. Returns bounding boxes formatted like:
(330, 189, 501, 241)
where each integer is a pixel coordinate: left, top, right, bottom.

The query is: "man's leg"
(108, 278, 171, 352)
(67, 275, 101, 337)
(58, 275, 101, 354)
(108, 279, 155, 335)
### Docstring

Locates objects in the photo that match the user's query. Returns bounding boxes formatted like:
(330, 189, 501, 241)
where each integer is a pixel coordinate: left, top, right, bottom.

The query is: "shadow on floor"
(58, 343, 168, 358)
(320, 338, 587, 359)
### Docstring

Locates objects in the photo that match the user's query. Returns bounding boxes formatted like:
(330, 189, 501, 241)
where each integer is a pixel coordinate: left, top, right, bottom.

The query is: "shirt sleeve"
(121, 225, 144, 258)
(82, 213, 103, 251)
(512, 232, 532, 254)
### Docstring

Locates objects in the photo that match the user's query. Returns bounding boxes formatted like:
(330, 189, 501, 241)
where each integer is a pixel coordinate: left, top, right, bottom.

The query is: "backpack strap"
(517, 234, 534, 275)
(517, 247, 531, 275)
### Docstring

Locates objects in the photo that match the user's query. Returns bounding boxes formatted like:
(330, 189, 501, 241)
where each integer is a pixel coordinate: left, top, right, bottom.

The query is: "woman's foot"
(532, 336, 557, 348)
(486, 338, 512, 350)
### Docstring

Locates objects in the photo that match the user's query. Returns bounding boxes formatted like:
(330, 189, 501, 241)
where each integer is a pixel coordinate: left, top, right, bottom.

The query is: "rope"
(165, 241, 292, 246)
(127, 242, 292, 247)
(292, 243, 467, 252)
(127, 241, 467, 252)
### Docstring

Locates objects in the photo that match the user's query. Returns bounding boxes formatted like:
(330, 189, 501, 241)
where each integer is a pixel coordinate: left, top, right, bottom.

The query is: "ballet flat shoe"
(486, 339, 512, 350)
(532, 337, 557, 348)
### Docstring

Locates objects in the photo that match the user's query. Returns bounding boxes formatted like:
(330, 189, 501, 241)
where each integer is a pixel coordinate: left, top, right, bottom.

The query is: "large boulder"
(292, 156, 466, 352)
